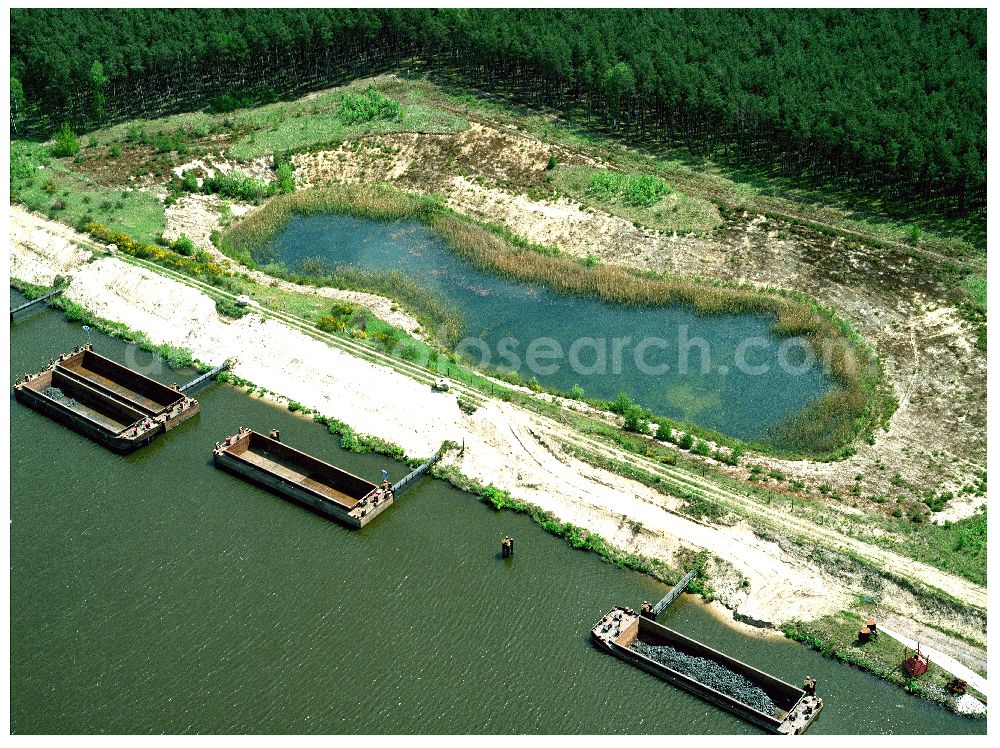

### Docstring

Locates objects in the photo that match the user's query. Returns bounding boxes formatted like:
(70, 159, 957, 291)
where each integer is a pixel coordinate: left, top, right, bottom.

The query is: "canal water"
(9, 291, 984, 734)
(263, 214, 832, 442)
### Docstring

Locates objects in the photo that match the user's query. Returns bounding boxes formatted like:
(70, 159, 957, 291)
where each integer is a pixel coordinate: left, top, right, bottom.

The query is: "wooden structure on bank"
(13, 345, 199, 452)
(592, 607, 824, 735)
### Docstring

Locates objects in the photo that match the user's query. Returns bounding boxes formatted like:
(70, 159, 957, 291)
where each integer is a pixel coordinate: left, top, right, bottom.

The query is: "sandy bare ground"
(9, 209, 987, 658)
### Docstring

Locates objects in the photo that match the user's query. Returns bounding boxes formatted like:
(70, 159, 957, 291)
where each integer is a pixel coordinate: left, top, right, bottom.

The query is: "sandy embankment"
(7, 209, 857, 628)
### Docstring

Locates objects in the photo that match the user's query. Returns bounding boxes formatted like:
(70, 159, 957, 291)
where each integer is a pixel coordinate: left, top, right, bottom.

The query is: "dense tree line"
(10, 8, 985, 213)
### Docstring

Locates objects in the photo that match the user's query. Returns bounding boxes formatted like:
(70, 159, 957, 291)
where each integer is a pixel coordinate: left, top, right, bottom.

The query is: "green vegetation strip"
(10, 278, 205, 373)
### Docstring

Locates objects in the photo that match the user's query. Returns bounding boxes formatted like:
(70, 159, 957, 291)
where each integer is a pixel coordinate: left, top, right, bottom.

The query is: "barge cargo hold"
(13, 345, 199, 452)
(592, 607, 823, 734)
(213, 429, 391, 528)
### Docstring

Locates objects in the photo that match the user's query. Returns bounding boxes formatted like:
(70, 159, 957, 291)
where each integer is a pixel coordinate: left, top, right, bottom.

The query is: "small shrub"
(678, 432, 694, 450)
(352, 310, 371, 332)
(610, 391, 635, 415)
(652, 417, 673, 442)
(172, 235, 196, 256)
(316, 314, 346, 333)
(719, 446, 742, 466)
(546, 154, 558, 170)
(400, 343, 421, 362)
(623, 405, 650, 434)
(202, 170, 273, 202)
(570, 383, 585, 400)
(50, 123, 80, 157)
(215, 298, 248, 319)
(273, 160, 296, 194)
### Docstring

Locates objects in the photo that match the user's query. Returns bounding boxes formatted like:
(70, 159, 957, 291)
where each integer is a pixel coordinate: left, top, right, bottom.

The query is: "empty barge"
(213, 429, 392, 528)
(593, 607, 823, 734)
(13, 345, 199, 452)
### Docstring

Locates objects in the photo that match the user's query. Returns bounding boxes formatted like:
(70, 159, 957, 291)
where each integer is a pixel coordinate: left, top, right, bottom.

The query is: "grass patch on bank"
(11, 140, 165, 245)
(218, 182, 889, 459)
(227, 86, 467, 161)
(784, 610, 981, 710)
(881, 509, 987, 586)
(551, 164, 722, 235)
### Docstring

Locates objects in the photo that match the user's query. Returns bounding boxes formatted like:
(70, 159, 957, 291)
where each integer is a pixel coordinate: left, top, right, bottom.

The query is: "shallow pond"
(9, 291, 983, 734)
(266, 214, 833, 442)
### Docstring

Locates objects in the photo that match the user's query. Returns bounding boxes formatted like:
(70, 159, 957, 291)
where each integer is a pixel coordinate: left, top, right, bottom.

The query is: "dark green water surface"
(9, 291, 984, 734)
(265, 214, 832, 441)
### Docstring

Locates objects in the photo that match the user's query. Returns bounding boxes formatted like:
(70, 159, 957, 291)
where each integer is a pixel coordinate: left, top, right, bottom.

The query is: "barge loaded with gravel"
(213, 428, 393, 528)
(13, 345, 199, 452)
(592, 607, 823, 734)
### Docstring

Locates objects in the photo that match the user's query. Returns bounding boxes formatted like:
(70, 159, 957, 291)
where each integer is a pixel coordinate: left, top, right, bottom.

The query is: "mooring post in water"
(649, 568, 699, 618)
(179, 358, 234, 393)
(501, 535, 514, 558)
(10, 288, 63, 320)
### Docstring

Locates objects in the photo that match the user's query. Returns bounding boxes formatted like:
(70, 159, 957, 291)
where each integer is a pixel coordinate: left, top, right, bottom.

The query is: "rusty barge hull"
(13, 347, 198, 453)
(213, 430, 389, 528)
(592, 608, 823, 735)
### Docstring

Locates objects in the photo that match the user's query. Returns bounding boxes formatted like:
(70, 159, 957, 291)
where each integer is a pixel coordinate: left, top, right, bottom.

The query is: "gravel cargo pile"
(632, 640, 778, 716)
(43, 386, 77, 406)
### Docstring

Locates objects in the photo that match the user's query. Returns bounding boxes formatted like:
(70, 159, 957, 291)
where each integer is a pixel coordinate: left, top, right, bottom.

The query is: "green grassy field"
(228, 100, 466, 160)
(10, 141, 165, 245)
(69, 81, 467, 163)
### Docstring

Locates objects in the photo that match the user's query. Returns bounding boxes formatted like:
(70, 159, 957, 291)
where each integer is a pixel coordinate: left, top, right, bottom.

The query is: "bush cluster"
(84, 221, 231, 280)
(589, 170, 672, 207)
(337, 86, 401, 125)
